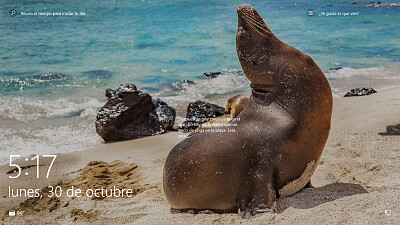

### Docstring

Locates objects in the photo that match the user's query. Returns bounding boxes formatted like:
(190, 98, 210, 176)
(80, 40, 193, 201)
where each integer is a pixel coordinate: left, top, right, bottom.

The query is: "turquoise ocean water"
(0, 0, 399, 164)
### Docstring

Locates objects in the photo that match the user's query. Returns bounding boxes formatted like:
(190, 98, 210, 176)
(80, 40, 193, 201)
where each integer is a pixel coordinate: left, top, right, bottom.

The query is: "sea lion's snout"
(237, 4, 254, 31)
(237, 4, 251, 36)
(236, 5, 277, 91)
(237, 4, 268, 36)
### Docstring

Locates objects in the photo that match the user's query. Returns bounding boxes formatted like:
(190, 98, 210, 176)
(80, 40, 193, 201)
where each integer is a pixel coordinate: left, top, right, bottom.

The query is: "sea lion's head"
(236, 4, 281, 93)
(236, 4, 332, 114)
(236, 4, 272, 41)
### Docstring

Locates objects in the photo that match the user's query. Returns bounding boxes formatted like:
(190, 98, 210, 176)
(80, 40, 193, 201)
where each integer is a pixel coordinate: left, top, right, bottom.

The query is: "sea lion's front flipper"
(235, 165, 276, 217)
(236, 180, 251, 218)
(249, 166, 276, 216)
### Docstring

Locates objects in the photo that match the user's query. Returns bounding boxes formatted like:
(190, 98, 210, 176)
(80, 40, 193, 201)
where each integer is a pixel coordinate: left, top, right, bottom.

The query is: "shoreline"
(3, 83, 400, 168)
(1, 87, 400, 224)
(2, 66, 400, 165)
(2, 83, 400, 167)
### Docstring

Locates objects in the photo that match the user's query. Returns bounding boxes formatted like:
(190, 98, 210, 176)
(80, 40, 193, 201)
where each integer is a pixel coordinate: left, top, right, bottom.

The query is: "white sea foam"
(0, 97, 104, 122)
(153, 65, 399, 104)
(0, 96, 105, 165)
(366, 2, 400, 7)
(325, 65, 400, 80)
(152, 70, 250, 109)
(0, 124, 103, 165)
(325, 64, 400, 97)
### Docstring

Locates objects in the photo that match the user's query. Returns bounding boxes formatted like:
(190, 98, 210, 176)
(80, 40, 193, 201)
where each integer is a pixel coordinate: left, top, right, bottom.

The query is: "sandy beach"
(1, 87, 399, 224)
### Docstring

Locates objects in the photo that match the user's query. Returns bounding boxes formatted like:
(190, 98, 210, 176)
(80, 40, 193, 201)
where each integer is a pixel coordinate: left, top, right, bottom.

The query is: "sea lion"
(163, 4, 332, 217)
(188, 95, 249, 136)
(224, 94, 250, 118)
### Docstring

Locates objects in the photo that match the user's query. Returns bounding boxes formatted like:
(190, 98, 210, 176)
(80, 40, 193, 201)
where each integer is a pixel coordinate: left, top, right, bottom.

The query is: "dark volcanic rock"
(328, 67, 343, 71)
(106, 84, 137, 99)
(367, 1, 387, 7)
(153, 98, 176, 131)
(344, 87, 377, 97)
(181, 100, 225, 131)
(203, 72, 221, 79)
(96, 91, 159, 142)
(96, 85, 176, 142)
(379, 124, 400, 136)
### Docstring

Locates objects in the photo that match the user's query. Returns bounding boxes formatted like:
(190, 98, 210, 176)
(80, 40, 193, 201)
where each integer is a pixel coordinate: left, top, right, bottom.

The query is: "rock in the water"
(181, 100, 225, 131)
(203, 72, 221, 78)
(96, 88, 176, 142)
(344, 87, 377, 97)
(367, 2, 385, 7)
(153, 98, 176, 131)
(172, 80, 195, 90)
(328, 67, 343, 71)
(106, 84, 137, 99)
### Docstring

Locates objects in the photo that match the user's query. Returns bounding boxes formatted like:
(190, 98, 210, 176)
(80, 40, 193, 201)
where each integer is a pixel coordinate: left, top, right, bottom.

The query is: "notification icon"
(9, 210, 15, 216)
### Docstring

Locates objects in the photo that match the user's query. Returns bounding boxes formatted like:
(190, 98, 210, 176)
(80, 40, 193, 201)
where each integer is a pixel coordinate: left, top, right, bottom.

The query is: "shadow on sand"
(276, 183, 368, 213)
(379, 124, 400, 136)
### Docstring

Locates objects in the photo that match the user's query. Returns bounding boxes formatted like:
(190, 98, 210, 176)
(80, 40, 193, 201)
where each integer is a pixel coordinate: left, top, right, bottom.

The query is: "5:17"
(9, 155, 57, 179)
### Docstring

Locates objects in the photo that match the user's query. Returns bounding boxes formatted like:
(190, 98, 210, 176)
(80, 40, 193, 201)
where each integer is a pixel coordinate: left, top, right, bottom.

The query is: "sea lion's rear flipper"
(304, 180, 313, 188)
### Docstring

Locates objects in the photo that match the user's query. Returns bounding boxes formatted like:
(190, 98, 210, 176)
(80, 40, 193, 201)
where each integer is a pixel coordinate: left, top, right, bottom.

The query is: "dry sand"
(1, 87, 399, 224)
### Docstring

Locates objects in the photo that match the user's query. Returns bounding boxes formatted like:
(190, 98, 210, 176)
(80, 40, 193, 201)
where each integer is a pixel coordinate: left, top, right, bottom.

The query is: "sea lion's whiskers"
(244, 22, 266, 37)
(244, 18, 269, 37)
(247, 19, 268, 33)
(241, 13, 273, 36)
(242, 12, 266, 28)
(241, 11, 266, 28)
(241, 14, 266, 33)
